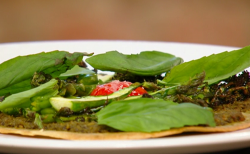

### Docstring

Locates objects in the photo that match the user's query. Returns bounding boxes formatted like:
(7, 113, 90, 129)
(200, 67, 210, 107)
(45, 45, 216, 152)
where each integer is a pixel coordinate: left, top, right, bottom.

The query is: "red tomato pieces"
(90, 80, 147, 96)
(128, 86, 148, 96)
(90, 80, 132, 96)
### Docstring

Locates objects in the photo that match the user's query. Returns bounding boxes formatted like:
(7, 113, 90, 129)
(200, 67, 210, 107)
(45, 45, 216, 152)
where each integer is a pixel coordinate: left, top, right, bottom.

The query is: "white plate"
(0, 40, 247, 154)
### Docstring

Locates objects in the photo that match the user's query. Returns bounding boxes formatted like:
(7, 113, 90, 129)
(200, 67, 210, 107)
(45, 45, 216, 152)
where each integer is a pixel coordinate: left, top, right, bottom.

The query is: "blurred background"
(0, 0, 249, 47)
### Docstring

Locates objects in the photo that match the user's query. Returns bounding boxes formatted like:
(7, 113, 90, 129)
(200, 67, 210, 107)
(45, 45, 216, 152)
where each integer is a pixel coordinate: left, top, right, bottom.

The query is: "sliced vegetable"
(86, 51, 183, 76)
(50, 84, 139, 112)
(58, 65, 99, 97)
(97, 98, 216, 132)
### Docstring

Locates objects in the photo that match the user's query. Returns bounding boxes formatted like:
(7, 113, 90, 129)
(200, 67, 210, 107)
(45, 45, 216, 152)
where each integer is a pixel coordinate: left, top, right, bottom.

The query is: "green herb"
(59, 65, 95, 78)
(161, 46, 250, 86)
(0, 79, 58, 111)
(34, 113, 43, 129)
(97, 98, 215, 132)
(0, 51, 91, 96)
(86, 51, 183, 76)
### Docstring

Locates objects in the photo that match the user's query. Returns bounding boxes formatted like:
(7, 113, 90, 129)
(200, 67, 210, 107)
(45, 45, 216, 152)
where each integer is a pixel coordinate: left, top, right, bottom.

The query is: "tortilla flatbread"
(0, 112, 249, 140)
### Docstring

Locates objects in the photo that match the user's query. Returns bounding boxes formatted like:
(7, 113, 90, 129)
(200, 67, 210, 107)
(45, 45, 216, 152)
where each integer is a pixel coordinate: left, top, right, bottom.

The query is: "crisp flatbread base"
(0, 113, 250, 140)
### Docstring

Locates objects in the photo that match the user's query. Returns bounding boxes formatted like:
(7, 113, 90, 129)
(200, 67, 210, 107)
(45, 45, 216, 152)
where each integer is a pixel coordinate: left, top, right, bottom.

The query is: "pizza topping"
(90, 80, 132, 96)
(0, 112, 117, 133)
(128, 87, 148, 96)
(214, 110, 245, 126)
(0, 46, 249, 133)
(50, 84, 139, 112)
(97, 98, 216, 132)
(90, 80, 147, 97)
(85, 51, 183, 76)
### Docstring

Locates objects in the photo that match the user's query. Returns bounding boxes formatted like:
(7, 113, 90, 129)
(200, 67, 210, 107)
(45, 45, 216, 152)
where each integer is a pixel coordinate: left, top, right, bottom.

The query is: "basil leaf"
(97, 98, 215, 132)
(0, 79, 58, 110)
(0, 51, 89, 95)
(86, 51, 183, 76)
(0, 80, 31, 95)
(59, 65, 95, 78)
(162, 46, 250, 85)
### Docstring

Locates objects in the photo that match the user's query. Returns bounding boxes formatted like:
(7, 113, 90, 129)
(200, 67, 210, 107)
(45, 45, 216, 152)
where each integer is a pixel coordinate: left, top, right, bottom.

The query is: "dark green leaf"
(0, 79, 31, 96)
(97, 98, 215, 132)
(0, 51, 89, 95)
(34, 113, 43, 129)
(162, 46, 250, 85)
(59, 65, 95, 78)
(86, 51, 183, 76)
(0, 79, 58, 110)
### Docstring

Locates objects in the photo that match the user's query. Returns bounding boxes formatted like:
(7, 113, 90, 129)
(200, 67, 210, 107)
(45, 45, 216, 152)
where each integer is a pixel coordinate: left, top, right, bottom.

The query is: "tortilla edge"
(0, 113, 249, 140)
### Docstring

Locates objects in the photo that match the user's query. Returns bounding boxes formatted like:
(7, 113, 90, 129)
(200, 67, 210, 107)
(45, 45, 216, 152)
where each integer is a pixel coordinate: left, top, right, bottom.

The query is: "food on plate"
(0, 47, 249, 140)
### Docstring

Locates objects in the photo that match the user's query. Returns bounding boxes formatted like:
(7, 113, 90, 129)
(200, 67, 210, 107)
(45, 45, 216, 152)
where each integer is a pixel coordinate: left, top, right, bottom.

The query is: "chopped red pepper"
(90, 80, 147, 96)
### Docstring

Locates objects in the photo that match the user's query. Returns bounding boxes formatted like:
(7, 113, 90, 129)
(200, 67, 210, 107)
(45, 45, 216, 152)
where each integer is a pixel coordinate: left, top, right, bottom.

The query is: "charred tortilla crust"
(0, 112, 249, 140)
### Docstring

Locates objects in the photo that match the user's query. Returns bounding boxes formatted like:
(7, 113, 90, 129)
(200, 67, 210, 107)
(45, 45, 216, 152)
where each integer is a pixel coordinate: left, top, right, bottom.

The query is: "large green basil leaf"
(97, 98, 215, 132)
(162, 46, 250, 86)
(86, 51, 183, 76)
(0, 51, 90, 95)
(0, 80, 32, 96)
(0, 79, 58, 110)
